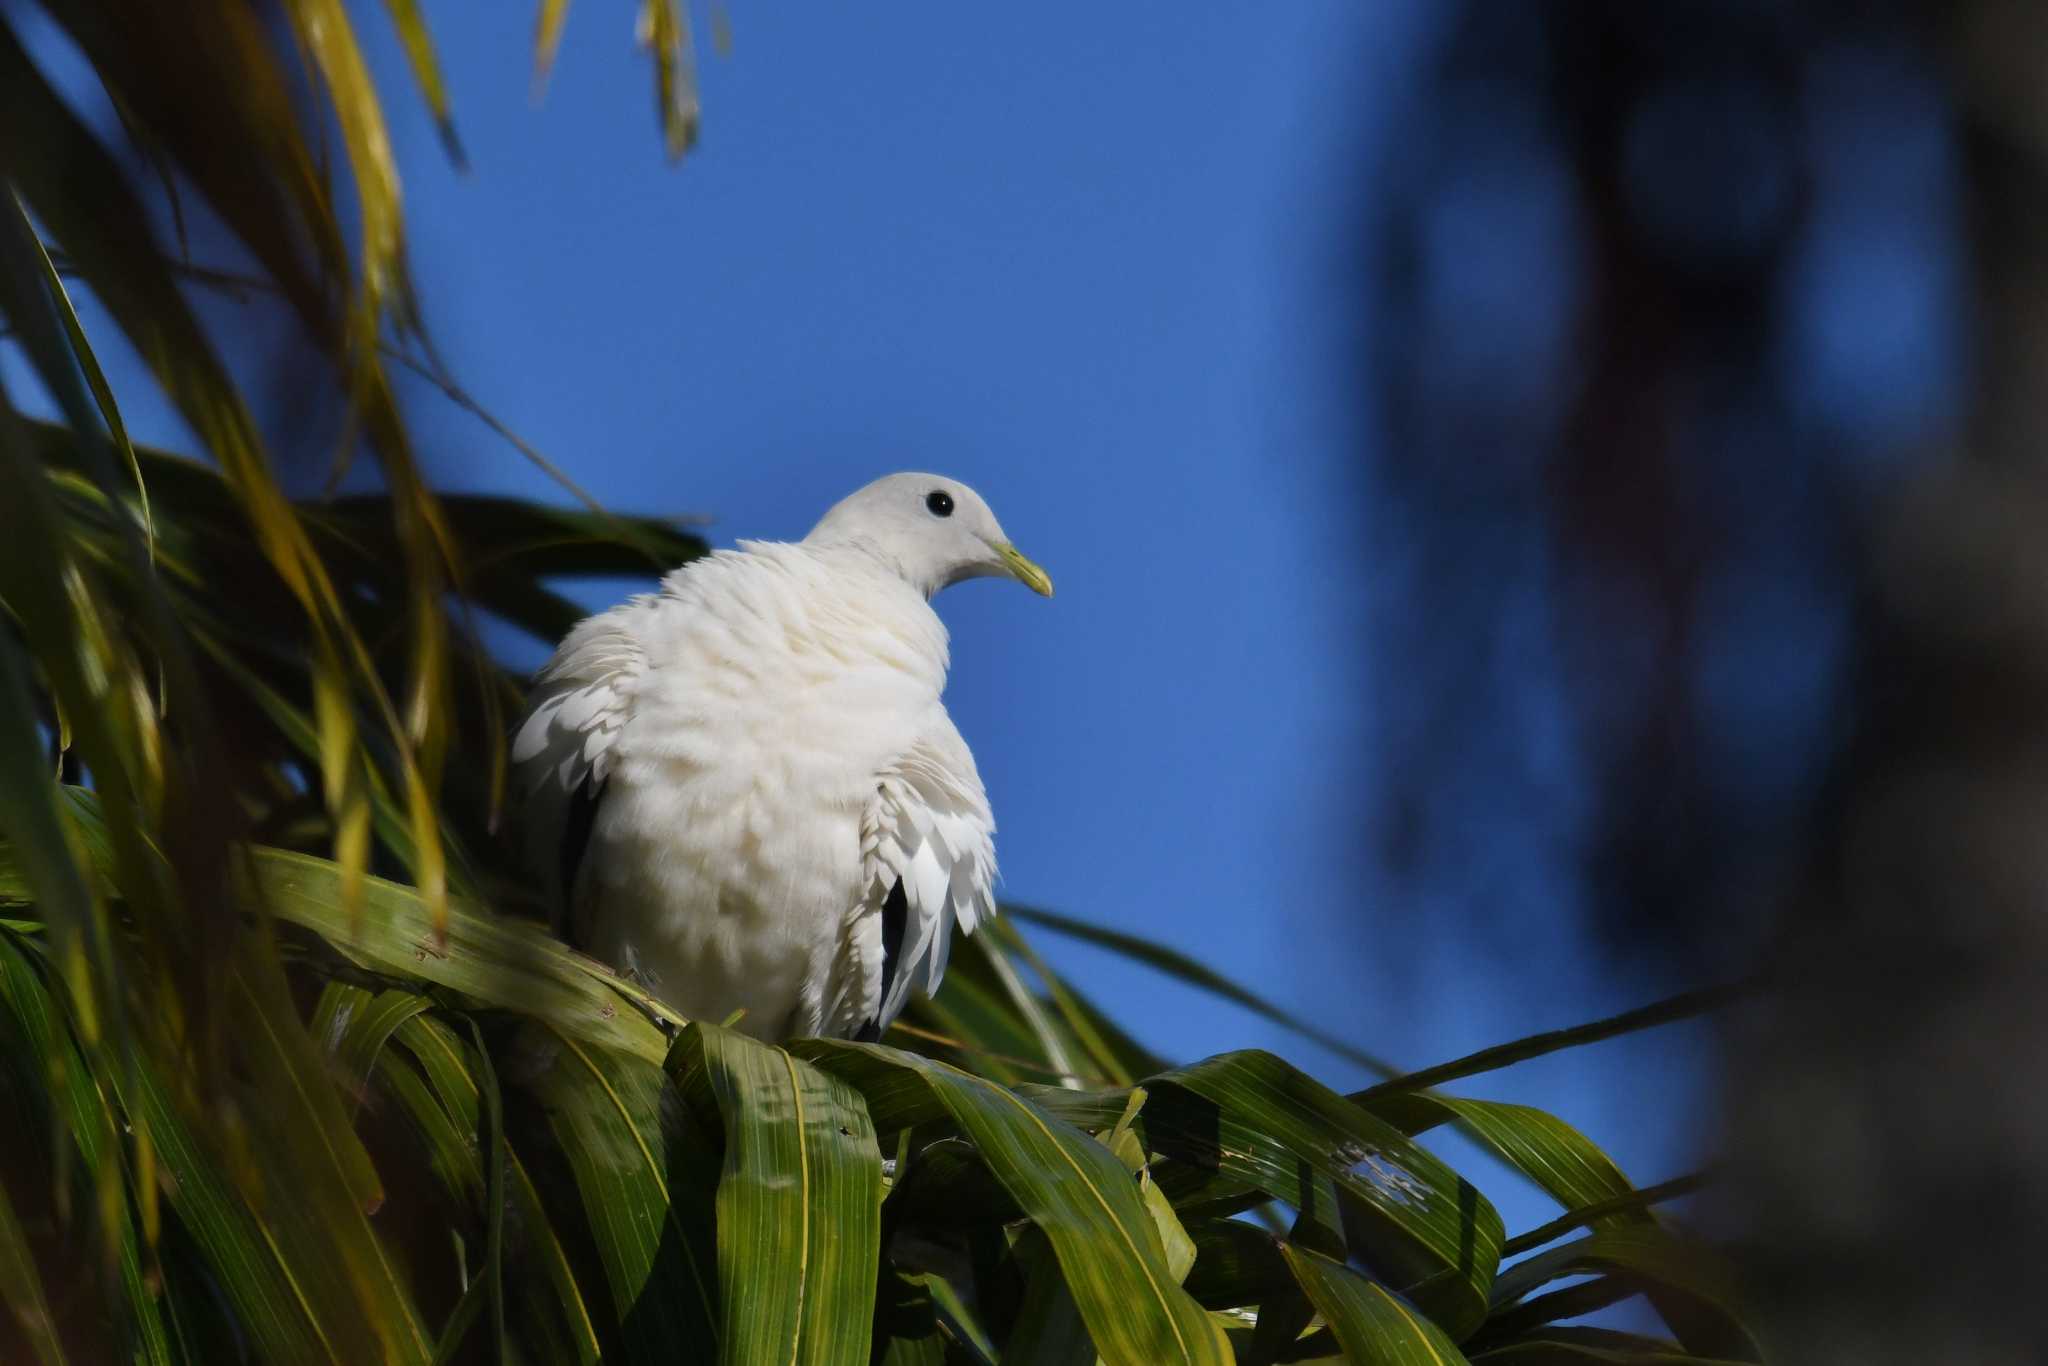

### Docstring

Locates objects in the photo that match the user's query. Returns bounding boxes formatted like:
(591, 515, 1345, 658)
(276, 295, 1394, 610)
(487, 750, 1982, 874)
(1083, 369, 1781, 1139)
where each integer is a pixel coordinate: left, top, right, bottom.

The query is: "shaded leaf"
(1471, 1325, 1754, 1365)
(795, 1040, 1231, 1366)
(1282, 1244, 1471, 1365)
(534, 1029, 721, 1358)
(999, 1228, 1095, 1366)
(0, 1171, 69, 1366)
(1146, 1051, 1502, 1338)
(1487, 1228, 1758, 1359)
(1501, 1173, 1713, 1260)
(385, 1016, 604, 1364)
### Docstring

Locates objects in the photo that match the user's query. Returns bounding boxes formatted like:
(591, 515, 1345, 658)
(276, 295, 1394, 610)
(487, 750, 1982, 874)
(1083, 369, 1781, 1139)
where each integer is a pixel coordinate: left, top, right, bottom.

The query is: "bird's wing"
(828, 712, 998, 1039)
(510, 599, 652, 917)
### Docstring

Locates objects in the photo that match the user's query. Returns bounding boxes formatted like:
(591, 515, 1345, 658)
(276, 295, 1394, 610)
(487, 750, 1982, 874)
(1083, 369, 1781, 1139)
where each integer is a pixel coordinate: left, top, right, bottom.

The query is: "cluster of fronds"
(0, 5, 1760, 1363)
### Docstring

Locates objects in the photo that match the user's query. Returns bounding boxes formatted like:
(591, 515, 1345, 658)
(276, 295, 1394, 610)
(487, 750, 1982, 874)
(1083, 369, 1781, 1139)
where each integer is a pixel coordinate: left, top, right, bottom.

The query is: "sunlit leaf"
(1360, 1093, 1650, 1249)
(533, 0, 574, 95)
(280, 0, 404, 309)
(669, 1023, 883, 1365)
(638, 0, 700, 158)
(379, 0, 466, 165)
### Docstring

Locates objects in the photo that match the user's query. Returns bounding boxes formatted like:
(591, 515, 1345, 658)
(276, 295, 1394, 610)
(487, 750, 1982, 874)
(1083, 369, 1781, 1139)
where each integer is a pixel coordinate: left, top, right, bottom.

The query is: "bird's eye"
(925, 490, 954, 518)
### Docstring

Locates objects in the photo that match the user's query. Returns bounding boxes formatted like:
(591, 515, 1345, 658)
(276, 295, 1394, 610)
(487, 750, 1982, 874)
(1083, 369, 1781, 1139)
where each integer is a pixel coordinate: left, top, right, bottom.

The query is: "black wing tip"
(559, 773, 609, 935)
(878, 876, 908, 1008)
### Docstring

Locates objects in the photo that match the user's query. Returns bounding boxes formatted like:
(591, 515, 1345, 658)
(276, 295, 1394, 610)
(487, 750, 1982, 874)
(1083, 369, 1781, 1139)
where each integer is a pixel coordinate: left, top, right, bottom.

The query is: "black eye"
(925, 490, 954, 517)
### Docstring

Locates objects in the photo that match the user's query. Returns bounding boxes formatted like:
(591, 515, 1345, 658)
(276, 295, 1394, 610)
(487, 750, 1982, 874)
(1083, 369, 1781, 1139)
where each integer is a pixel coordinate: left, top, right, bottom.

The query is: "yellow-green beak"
(996, 542, 1054, 597)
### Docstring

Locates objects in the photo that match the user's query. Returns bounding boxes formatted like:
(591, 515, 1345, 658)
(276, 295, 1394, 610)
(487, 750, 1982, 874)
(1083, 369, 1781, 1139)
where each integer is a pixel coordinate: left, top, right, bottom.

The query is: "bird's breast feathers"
(514, 541, 996, 1039)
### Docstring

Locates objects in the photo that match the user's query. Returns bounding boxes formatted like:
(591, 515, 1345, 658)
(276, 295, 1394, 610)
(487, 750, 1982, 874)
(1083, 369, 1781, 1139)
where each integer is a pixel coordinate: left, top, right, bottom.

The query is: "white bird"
(511, 474, 1052, 1041)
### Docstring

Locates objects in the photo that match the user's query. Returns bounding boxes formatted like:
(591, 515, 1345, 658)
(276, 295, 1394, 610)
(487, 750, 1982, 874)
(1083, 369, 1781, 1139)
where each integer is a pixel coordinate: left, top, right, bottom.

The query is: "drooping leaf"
(0, 1171, 68, 1366)
(0, 634, 102, 1038)
(249, 847, 675, 1060)
(998, 1228, 1096, 1366)
(228, 962, 435, 1363)
(1470, 1324, 1755, 1365)
(379, 0, 466, 164)
(1501, 1173, 1713, 1259)
(974, 927, 1085, 1086)
(1360, 1093, 1662, 1258)
(669, 1023, 883, 1366)
(0, 935, 174, 1365)
(1, 6, 396, 942)
(871, 1268, 956, 1366)
(1352, 986, 1752, 1103)
(639, 0, 700, 158)
(280, 0, 404, 311)
(1281, 1244, 1472, 1366)
(534, 0, 574, 94)
(985, 917, 1141, 1086)
(1009, 904, 1400, 1078)
(313, 982, 434, 1112)
(532, 1028, 721, 1359)
(384, 1015, 604, 1364)
(794, 1040, 1232, 1366)
(12, 199, 152, 565)
(1486, 1227, 1756, 1358)
(1145, 1050, 1503, 1338)
(110, 1038, 333, 1363)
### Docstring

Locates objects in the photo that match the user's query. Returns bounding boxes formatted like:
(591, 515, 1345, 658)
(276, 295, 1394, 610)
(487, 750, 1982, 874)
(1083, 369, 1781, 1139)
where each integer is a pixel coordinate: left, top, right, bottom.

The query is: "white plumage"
(511, 473, 1051, 1041)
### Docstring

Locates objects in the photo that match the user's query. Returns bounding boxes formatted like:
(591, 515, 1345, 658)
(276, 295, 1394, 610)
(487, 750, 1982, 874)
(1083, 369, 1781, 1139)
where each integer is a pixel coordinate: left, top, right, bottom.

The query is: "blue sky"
(8, 0, 1719, 1251)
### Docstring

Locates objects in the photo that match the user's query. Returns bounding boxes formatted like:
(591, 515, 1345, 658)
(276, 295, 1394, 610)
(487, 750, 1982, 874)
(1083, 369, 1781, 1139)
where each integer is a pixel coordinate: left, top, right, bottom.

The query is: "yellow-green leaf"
(669, 1024, 883, 1365)
(1281, 1245, 1471, 1366)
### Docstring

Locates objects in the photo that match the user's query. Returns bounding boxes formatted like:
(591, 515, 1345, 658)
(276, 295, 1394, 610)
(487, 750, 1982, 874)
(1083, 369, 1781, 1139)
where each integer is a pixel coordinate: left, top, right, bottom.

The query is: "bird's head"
(805, 473, 1054, 601)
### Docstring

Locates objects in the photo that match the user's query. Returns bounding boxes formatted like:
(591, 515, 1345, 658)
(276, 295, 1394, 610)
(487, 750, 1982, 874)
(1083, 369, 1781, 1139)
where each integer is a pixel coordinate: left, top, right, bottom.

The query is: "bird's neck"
(787, 541, 953, 683)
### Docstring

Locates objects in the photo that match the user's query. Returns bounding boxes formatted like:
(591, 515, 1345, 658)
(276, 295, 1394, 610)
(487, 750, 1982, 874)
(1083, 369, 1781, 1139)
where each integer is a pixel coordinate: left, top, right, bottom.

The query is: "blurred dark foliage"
(1369, 1, 1960, 972)
(1369, 0, 2048, 1359)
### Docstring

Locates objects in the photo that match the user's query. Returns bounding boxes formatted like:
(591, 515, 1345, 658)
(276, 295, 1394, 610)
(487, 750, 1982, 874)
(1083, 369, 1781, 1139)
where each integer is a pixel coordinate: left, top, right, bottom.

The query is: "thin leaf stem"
(1352, 980, 1760, 1102)
(376, 346, 611, 525)
(1500, 1168, 1717, 1258)
(883, 1020, 1115, 1087)
(1007, 904, 1404, 1078)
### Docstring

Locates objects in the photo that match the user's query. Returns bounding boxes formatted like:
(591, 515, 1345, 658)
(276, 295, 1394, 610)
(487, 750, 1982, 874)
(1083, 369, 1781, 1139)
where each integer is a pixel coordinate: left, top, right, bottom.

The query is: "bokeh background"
(10, 2, 2043, 1355)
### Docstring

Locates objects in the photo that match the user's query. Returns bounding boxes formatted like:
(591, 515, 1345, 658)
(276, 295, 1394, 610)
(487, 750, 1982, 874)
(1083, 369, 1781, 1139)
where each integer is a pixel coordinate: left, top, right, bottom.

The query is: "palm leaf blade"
(670, 1023, 883, 1365)
(795, 1040, 1231, 1366)
(1280, 1244, 1472, 1366)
